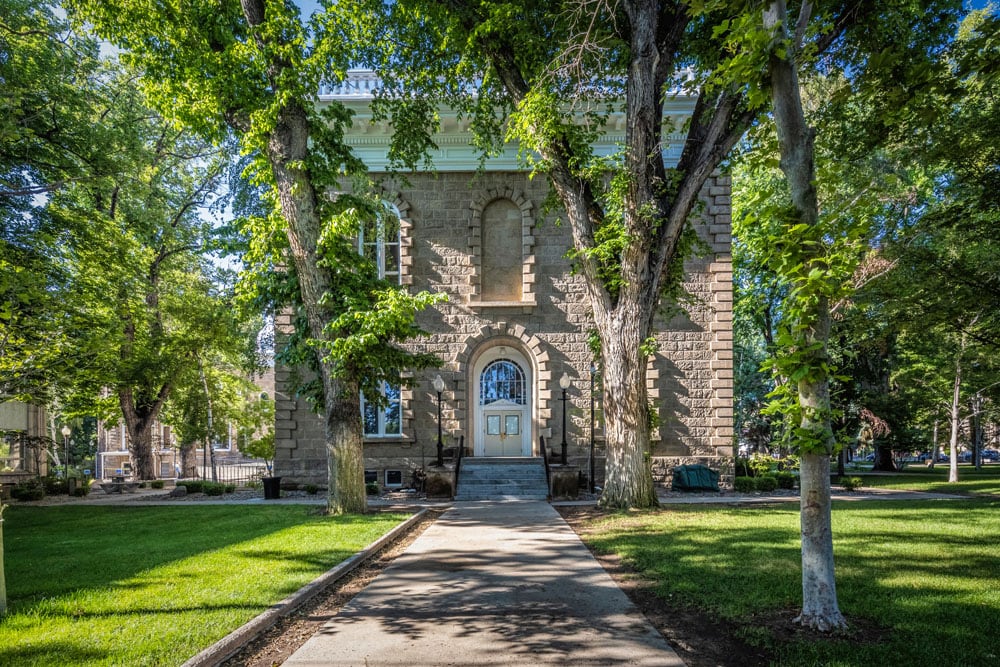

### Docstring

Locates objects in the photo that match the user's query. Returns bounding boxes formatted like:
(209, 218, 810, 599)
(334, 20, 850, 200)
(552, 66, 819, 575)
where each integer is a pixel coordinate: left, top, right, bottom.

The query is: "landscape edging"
(179, 508, 430, 667)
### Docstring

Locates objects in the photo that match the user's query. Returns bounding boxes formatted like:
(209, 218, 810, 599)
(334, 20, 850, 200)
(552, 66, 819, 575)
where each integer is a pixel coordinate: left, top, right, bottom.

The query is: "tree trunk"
(325, 384, 366, 514)
(179, 442, 198, 478)
(797, 450, 842, 631)
(120, 405, 156, 480)
(948, 353, 961, 483)
(970, 395, 983, 470)
(929, 420, 939, 470)
(598, 306, 658, 509)
(766, 0, 847, 632)
(238, 0, 366, 513)
(873, 445, 897, 472)
(265, 105, 366, 514)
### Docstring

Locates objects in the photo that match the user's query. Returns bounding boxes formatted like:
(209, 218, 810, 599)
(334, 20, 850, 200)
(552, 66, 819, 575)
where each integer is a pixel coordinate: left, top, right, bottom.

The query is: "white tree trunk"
(929, 420, 938, 470)
(948, 354, 961, 484)
(796, 452, 843, 631)
(766, 0, 846, 632)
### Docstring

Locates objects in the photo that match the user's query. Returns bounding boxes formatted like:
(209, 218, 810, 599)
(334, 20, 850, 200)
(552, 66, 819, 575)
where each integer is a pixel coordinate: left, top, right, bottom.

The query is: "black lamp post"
(433, 374, 446, 466)
(559, 372, 571, 464)
(61, 424, 71, 480)
(589, 363, 596, 493)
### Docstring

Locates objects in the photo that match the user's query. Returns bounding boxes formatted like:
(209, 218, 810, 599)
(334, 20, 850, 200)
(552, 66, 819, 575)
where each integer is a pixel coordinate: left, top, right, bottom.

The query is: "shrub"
(138, 482, 147, 489)
(72, 479, 91, 497)
(841, 476, 864, 492)
(755, 475, 779, 492)
(305, 484, 319, 495)
(734, 476, 756, 493)
(748, 454, 777, 477)
(12, 479, 45, 501)
(777, 455, 800, 472)
(735, 457, 751, 477)
(202, 482, 225, 496)
(178, 480, 203, 494)
(42, 477, 68, 495)
(365, 481, 379, 496)
(774, 472, 797, 490)
(150, 480, 165, 489)
(223, 484, 235, 494)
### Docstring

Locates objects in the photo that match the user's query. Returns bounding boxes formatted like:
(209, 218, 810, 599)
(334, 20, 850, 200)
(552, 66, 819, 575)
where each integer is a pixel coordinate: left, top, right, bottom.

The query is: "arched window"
(358, 203, 401, 285)
(479, 359, 527, 405)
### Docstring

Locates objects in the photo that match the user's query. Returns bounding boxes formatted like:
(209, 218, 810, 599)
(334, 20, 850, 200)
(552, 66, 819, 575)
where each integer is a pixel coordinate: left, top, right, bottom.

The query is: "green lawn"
(0, 505, 408, 666)
(853, 465, 1000, 495)
(580, 498, 1000, 666)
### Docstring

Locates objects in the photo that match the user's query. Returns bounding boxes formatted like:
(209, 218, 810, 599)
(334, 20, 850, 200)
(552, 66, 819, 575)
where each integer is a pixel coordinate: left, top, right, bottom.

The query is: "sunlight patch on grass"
(0, 505, 408, 666)
(580, 499, 1000, 666)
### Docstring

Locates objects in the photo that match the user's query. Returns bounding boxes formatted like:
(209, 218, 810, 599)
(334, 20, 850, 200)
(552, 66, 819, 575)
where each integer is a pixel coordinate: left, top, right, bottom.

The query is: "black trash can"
(262, 476, 282, 500)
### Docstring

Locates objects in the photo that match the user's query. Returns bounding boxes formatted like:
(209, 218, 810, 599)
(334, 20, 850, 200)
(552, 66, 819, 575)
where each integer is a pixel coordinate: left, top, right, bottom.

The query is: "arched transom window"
(480, 359, 527, 405)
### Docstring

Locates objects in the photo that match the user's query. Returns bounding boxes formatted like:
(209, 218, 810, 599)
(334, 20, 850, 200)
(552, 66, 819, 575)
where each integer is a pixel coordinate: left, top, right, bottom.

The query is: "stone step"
(455, 457, 549, 501)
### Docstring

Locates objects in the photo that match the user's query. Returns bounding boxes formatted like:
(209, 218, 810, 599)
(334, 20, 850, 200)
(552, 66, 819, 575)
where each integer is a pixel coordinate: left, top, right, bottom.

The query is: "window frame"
(362, 380, 402, 438)
(358, 203, 402, 285)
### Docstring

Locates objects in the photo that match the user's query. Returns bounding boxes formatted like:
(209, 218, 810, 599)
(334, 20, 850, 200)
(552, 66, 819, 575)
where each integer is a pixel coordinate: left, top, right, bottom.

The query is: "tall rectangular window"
(359, 206, 401, 285)
(362, 382, 401, 437)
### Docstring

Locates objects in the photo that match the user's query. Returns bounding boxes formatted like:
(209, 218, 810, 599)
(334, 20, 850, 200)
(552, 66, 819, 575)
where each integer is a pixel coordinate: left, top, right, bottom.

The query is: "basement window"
(384, 469, 403, 488)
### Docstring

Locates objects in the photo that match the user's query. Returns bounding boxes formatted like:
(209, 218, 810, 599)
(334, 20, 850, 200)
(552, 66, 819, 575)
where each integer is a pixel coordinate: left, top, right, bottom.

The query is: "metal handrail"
(540, 435, 551, 491)
(454, 435, 465, 495)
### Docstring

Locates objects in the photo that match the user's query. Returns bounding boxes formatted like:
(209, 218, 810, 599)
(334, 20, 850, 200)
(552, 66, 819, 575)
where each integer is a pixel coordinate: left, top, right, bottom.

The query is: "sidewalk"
(282, 501, 685, 667)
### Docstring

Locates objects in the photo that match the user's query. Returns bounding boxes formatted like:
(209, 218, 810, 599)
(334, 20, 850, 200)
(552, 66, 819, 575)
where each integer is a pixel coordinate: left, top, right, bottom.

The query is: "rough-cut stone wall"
(273, 171, 734, 490)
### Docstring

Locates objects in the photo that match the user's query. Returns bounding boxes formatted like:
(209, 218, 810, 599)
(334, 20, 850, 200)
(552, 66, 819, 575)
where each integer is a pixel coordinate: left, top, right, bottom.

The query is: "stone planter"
(549, 465, 580, 499)
(424, 466, 454, 499)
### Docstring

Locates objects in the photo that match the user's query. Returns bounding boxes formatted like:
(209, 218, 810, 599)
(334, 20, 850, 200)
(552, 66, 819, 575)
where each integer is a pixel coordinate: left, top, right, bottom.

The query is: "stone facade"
(273, 173, 734, 491)
(273, 71, 733, 492)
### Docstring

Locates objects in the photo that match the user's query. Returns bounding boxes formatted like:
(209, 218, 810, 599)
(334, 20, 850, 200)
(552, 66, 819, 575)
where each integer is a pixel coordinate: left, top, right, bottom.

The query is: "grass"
(853, 465, 1000, 496)
(0, 505, 408, 666)
(579, 498, 1000, 666)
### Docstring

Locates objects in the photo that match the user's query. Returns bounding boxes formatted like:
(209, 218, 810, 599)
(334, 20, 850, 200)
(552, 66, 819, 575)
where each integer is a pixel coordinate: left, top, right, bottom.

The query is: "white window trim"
(362, 381, 402, 438)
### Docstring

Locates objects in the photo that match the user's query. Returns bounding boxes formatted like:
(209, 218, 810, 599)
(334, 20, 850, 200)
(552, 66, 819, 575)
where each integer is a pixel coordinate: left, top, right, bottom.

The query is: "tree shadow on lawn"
(3, 505, 379, 602)
(0, 505, 394, 664)
(561, 500, 1000, 667)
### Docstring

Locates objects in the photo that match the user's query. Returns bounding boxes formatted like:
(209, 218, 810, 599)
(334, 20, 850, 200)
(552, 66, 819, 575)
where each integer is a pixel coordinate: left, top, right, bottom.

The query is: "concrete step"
(455, 457, 549, 501)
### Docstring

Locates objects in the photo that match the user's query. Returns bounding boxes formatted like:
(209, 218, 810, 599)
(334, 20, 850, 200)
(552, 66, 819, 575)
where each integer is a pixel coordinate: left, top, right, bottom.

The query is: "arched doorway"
(472, 346, 533, 457)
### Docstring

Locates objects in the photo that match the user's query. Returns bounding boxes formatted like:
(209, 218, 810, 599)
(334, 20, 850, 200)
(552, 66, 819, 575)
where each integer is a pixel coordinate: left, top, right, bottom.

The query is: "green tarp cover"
(671, 464, 720, 492)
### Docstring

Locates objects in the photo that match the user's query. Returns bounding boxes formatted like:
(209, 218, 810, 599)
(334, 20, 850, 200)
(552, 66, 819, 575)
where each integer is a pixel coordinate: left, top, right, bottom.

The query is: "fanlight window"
(479, 359, 526, 405)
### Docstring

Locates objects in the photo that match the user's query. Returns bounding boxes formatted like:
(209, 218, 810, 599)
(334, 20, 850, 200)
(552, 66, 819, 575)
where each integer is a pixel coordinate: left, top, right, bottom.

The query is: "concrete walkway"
(283, 501, 684, 667)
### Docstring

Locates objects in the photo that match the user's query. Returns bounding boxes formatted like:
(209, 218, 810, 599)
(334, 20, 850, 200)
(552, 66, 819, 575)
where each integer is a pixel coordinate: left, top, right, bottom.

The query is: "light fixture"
(433, 375, 446, 466)
(60, 424, 71, 480)
(559, 373, 571, 464)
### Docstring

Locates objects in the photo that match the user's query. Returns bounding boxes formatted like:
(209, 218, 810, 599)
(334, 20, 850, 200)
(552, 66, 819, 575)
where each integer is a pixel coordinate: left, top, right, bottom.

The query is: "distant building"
(1, 401, 50, 491)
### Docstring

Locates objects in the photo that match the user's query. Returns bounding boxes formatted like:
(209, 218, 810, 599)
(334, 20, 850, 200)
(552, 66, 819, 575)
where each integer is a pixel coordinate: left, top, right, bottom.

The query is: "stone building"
(273, 72, 734, 492)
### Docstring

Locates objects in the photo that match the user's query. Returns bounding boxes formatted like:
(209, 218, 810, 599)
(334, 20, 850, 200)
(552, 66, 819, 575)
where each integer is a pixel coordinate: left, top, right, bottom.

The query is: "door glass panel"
(505, 414, 520, 436)
(486, 414, 501, 435)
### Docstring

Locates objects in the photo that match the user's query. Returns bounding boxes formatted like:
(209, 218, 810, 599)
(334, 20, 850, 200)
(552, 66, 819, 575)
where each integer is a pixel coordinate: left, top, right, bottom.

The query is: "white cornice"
(317, 70, 696, 172)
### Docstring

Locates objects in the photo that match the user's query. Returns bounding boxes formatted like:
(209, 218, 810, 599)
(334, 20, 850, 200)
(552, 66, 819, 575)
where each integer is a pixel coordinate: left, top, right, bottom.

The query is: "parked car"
(982, 450, 999, 461)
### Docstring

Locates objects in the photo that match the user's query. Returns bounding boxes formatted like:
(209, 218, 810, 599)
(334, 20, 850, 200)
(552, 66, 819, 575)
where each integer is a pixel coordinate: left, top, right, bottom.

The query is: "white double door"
(479, 400, 530, 457)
